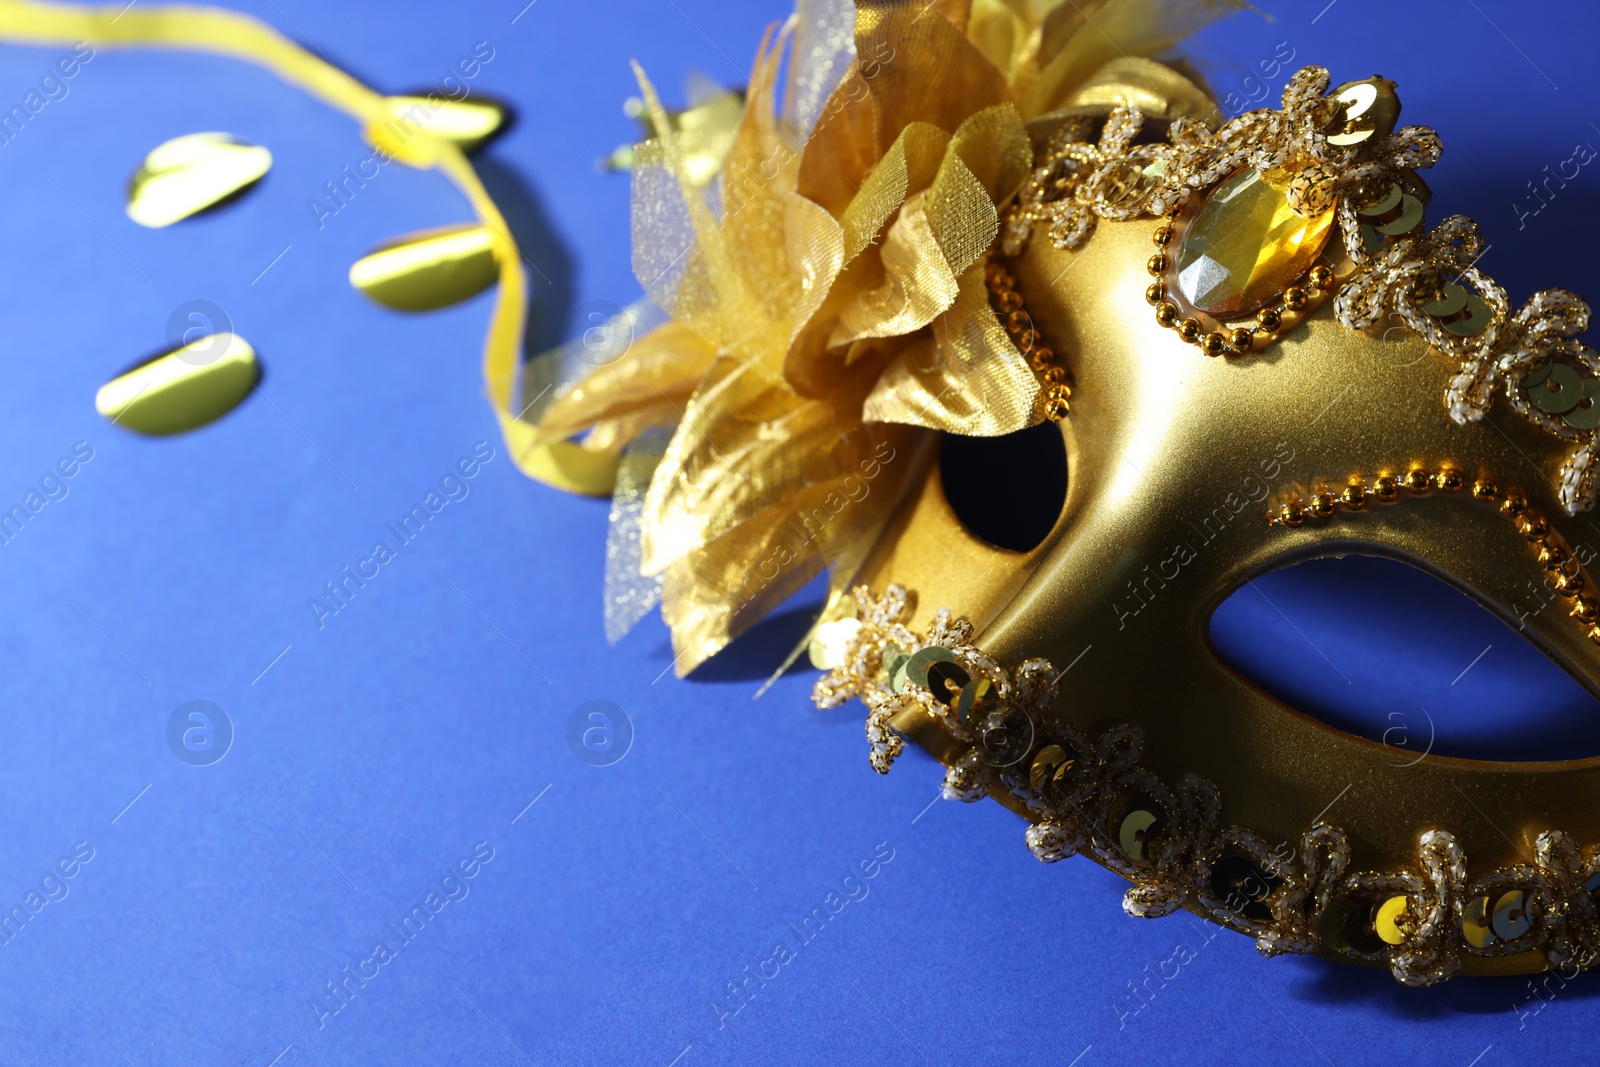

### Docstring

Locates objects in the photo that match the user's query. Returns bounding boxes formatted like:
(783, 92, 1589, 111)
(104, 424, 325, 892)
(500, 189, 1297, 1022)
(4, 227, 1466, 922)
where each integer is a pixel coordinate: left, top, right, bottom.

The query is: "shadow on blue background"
(476, 155, 574, 356)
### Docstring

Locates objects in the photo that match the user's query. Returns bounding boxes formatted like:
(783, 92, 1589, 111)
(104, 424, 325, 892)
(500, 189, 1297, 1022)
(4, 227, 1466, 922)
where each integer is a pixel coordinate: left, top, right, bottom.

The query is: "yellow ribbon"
(0, 0, 619, 495)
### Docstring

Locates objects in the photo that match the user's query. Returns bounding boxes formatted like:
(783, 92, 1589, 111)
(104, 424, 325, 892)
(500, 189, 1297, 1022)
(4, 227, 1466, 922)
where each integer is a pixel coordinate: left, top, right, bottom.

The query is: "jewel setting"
(1174, 167, 1332, 318)
(1004, 64, 1600, 514)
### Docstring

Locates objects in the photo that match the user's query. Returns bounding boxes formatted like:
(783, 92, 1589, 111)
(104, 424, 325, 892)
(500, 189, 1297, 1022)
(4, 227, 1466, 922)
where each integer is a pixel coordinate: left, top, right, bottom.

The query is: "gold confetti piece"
(96, 333, 258, 435)
(126, 132, 271, 228)
(348, 223, 498, 311)
(382, 95, 509, 153)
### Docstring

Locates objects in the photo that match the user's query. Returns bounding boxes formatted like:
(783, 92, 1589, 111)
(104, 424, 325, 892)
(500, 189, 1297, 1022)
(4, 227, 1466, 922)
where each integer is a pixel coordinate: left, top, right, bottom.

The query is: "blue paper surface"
(0, 1, 1597, 1063)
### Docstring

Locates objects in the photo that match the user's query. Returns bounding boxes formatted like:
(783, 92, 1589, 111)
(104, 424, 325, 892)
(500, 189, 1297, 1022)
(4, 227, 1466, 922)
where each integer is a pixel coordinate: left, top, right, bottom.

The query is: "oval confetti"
(349, 224, 499, 311)
(96, 333, 258, 434)
(126, 133, 272, 228)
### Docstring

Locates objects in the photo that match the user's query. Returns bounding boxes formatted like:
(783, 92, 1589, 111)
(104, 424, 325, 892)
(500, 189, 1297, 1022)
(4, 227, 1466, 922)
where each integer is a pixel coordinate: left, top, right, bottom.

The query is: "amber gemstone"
(1175, 168, 1334, 317)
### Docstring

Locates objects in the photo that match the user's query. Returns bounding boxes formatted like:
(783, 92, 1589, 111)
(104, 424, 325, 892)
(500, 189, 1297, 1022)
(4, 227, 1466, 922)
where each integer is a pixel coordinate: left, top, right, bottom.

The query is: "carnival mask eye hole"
(1209, 555, 1600, 762)
(939, 423, 1067, 552)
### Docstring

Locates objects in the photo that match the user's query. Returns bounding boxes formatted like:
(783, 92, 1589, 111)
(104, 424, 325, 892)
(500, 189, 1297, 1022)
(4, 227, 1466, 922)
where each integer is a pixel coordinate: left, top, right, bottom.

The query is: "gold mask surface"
(852, 169, 1600, 983)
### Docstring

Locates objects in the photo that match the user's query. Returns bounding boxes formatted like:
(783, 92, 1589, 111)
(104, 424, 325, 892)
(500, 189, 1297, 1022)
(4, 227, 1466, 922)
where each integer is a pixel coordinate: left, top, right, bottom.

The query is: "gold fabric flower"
(533, 0, 1238, 674)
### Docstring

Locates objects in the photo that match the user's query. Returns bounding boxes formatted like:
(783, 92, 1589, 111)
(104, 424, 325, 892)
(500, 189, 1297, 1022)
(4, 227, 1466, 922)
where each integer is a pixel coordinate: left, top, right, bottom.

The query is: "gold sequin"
(1564, 381, 1600, 430)
(1442, 291, 1493, 337)
(1029, 744, 1073, 801)
(903, 645, 960, 690)
(1491, 889, 1533, 941)
(1323, 77, 1400, 147)
(1119, 809, 1158, 861)
(1462, 895, 1495, 948)
(1419, 284, 1468, 319)
(1419, 282, 1493, 338)
(1376, 894, 1412, 945)
(882, 643, 908, 689)
(1374, 195, 1425, 236)
(1528, 363, 1584, 415)
(955, 677, 992, 723)
(924, 660, 971, 706)
(1361, 182, 1404, 217)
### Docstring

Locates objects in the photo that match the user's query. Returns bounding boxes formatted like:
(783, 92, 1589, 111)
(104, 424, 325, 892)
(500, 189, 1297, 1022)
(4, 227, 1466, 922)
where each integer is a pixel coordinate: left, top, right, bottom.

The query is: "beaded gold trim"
(813, 585, 1600, 986)
(1003, 65, 1600, 515)
(1265, 469, 1600, 646)
(983, 259, 1073, 422)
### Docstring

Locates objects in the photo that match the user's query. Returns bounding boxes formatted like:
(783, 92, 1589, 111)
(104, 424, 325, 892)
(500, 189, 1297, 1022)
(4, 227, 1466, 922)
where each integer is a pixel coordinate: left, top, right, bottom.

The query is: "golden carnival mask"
(24, 0, 1600, 987)
(533, 0, 1600, 987)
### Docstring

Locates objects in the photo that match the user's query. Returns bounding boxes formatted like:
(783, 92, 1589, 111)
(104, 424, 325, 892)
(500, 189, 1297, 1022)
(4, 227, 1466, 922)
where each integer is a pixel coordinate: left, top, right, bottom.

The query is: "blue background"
(0, 0, 1597, 1064)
